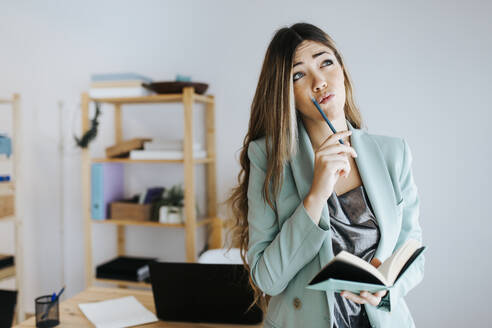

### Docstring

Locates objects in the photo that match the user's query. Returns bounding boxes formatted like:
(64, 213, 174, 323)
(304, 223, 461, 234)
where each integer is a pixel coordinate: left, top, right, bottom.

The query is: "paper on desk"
(78, 296, 158, 328)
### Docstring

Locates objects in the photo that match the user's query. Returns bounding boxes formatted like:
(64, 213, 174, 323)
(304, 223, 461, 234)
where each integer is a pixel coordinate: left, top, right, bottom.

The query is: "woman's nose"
(312, 75, 327, 93)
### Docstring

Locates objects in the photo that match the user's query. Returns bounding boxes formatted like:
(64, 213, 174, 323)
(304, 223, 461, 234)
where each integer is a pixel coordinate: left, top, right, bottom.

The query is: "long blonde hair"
(225, 22, 365, 314)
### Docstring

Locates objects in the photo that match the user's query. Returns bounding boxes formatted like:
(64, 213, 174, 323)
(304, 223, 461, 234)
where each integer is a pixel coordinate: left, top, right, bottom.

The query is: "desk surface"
(14, 287, 264, 328)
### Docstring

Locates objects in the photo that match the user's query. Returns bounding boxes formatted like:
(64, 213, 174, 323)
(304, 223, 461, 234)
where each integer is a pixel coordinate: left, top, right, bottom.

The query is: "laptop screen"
(149, 262, 263, 324)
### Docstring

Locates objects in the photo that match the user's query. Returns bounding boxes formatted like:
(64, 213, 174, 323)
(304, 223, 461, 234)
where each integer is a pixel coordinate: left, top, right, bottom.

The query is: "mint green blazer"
(246, 118, 425, 328)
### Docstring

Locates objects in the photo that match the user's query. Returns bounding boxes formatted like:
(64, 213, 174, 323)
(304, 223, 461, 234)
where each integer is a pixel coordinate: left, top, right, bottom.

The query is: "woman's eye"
(293, 60, 332, 82)
(322, 59, 333, 67)
(293, 72, 304, 82)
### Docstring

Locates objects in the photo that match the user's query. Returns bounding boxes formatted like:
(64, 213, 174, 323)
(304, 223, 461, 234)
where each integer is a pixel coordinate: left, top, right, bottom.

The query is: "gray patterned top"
(329, 185, 381, 328)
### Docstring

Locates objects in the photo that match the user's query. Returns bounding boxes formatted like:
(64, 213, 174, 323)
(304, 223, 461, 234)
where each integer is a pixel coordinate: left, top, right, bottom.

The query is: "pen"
(310, 96, 345, 145)
(41, 286, 65, 320)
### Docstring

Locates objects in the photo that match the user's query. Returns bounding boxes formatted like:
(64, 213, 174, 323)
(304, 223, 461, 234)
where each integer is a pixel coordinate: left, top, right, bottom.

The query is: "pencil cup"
(35, 295, 60, 328)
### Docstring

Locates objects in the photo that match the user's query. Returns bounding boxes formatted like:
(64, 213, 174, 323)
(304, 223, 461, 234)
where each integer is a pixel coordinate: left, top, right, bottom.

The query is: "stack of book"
(129, 139, 207, 160)
(89, 73, 153, 98)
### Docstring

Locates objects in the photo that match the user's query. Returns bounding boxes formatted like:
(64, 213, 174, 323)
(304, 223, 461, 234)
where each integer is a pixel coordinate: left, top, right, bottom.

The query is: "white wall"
(0, 0, 491, 326)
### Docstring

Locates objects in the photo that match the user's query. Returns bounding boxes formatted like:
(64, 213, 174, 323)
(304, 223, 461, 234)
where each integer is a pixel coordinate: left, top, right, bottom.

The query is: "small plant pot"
(159, 205, 184, 224)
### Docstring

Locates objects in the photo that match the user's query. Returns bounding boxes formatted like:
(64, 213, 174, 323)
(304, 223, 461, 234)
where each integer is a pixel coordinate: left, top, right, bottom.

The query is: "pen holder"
(35, 295, 60, 328)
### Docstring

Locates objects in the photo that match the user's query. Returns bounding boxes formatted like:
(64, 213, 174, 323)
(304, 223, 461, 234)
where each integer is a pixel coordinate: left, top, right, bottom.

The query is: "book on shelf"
(96, 256, 157, 282)
(105, 138, 152, 158)
(307, 238, 427, 294)
(90, 73, 152, 83)
(89, 86, 152, 98)
(0, 254, 14, 269)
(91, 163, 124, 220)
(89, 73, 154, 98)
(90, 81, 145, 88)
(141, 187, 165, 204)
(143, 139, 203, 151)
(129, 149, 207, 160)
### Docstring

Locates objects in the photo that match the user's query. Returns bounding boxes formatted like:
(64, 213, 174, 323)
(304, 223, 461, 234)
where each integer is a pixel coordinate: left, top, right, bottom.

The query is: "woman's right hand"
(304, 130, 357, 224)
(309, 130, 358, 201)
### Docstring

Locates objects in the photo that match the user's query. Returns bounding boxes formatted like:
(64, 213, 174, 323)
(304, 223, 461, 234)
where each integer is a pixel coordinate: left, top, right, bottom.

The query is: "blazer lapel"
(349, 121, 401, 262)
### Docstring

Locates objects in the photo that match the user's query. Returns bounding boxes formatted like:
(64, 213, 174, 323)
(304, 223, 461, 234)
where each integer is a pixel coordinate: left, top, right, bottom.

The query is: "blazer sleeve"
(246, 140, 329, 296)
(377, 138, 425, 312)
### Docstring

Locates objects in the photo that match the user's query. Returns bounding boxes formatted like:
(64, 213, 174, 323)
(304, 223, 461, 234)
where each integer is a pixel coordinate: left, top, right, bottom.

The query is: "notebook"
(78, 296, 157, 328)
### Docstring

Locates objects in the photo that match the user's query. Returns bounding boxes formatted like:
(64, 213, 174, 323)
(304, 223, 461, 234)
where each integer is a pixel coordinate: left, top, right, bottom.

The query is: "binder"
(91, 163, 124, 220)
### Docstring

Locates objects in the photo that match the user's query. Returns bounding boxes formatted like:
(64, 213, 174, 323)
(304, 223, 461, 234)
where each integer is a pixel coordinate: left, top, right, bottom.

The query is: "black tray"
(143, 81, 208, 95)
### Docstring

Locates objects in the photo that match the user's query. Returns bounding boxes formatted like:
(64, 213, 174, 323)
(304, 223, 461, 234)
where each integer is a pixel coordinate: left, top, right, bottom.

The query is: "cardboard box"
(110, 202, 151, 221)
(0, 195, 14, 218)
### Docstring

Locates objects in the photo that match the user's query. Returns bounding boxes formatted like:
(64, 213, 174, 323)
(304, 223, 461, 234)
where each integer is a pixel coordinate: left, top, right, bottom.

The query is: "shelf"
(0, 265, 15, 280)
(92, 217, 213, 228)
(0, 99, 13, 105)
(92, 157, 214, 164)
(0, 215, 15, 222)
(90, 93, 213, 105)
(94, 277, 151, 288)
(0, 182, 15, 191)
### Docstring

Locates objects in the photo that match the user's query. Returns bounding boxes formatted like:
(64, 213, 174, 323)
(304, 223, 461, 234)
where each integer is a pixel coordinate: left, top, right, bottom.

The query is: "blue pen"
(54, 286, 65, 301)
(310, 96, 345, 145)
(42, 286, 65, 320)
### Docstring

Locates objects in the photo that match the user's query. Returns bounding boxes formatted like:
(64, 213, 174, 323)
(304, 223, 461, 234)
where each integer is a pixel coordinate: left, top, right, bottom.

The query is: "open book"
(307, 238, 426, 294)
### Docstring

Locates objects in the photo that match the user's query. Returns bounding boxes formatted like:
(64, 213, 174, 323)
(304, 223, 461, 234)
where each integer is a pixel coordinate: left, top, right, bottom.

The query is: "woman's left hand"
(340, 257, 387, 306)
(340, 290, 387, 306)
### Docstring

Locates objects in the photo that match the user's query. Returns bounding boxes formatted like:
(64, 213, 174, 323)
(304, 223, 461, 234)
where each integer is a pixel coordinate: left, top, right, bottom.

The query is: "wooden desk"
(14, 287, 263, 328)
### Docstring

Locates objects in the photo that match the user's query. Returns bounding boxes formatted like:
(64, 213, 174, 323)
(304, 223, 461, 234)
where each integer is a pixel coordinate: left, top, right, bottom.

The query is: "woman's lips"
(320, 94, 334, 104)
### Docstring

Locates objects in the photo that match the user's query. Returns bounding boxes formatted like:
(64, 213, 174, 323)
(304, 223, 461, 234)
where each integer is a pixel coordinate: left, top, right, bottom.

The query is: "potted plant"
(159, 184, 184, 223)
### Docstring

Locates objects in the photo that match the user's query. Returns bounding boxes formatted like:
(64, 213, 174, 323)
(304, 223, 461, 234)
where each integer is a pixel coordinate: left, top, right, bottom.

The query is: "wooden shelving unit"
(91, 157, 214, 164)
(0, 265, 15, 281)
(81, 87, 223, 288)
(0, 93, 24, 322)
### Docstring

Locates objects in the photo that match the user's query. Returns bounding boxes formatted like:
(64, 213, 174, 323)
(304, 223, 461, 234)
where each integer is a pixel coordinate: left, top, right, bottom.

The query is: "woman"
(227, 22, 424, 328)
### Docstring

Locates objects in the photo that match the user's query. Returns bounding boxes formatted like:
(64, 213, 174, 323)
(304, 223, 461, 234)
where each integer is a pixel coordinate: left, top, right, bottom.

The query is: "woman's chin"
(322, 107, 343, 121)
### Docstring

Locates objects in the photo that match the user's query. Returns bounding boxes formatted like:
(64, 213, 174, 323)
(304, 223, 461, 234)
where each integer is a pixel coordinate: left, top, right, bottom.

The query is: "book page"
(377, 238, 421, 286)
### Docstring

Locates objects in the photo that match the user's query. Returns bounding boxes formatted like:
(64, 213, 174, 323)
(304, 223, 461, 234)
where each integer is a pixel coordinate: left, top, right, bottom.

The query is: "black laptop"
(149, 262, 263, 325)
